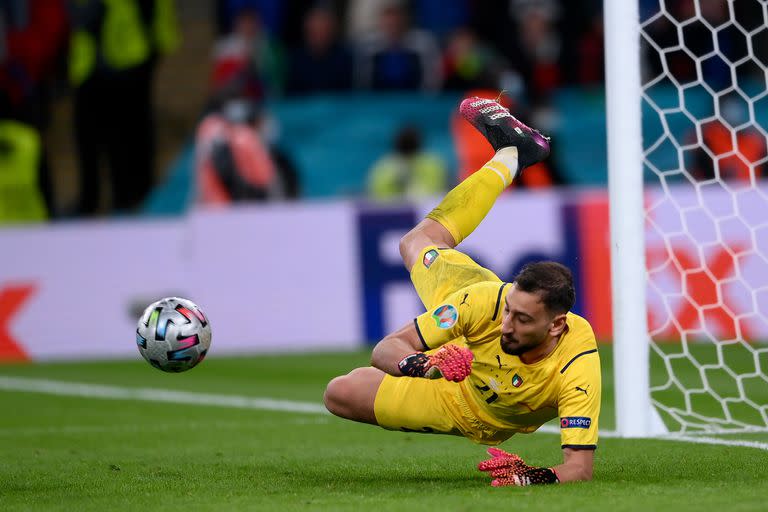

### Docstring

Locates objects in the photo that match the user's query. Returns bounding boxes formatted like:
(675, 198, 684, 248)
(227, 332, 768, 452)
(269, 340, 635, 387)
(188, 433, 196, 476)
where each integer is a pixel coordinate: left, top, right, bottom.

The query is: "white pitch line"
(1, 376, 767, 451)
(657, 435, 768, 451)
(538, 425, 768, 450)
(0, 376, 328, 414)
(0, 418, 331, 437)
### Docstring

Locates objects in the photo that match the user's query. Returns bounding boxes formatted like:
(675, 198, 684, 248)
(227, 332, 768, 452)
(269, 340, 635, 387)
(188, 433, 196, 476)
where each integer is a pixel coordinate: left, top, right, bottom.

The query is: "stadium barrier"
(143, 88, 767, 217)
(0, 184, 762, 361)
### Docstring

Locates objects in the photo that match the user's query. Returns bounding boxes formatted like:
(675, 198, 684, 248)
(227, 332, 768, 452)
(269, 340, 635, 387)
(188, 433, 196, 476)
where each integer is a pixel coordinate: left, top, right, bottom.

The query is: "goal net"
(609, 0, 768, 436)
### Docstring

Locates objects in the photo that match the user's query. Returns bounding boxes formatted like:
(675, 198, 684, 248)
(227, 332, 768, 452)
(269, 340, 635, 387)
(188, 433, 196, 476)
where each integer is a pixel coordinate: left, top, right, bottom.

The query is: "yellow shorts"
(409, 245, 501, 309)
(373, 245, 508, 445)
(373, 374, 514, 445)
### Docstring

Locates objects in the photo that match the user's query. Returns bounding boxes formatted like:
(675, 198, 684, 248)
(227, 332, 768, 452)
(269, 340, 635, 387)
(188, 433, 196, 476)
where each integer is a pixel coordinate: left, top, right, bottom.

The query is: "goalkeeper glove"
(397, 344, 473, 382)
(477, 447, 559, 486)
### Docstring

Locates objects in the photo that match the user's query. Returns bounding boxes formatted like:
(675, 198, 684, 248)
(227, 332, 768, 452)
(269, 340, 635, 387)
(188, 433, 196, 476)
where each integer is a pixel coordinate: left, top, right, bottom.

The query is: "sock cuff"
(482, 160, 513, 188)
(490, 146, 519, 184)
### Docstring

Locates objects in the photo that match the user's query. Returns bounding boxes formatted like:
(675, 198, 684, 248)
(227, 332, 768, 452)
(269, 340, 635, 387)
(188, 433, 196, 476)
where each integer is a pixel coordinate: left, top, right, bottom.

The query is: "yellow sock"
(427, 147, 518, 244)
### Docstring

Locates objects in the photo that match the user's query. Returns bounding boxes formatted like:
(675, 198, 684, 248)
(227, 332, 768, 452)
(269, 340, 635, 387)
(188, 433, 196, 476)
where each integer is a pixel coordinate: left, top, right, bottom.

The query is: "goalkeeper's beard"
(500, 332, 546, 356)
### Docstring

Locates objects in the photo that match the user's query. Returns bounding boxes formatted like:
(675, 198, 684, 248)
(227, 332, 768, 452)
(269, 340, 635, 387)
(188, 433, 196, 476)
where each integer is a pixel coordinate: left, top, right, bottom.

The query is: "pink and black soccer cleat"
(460, 96, 551, 176)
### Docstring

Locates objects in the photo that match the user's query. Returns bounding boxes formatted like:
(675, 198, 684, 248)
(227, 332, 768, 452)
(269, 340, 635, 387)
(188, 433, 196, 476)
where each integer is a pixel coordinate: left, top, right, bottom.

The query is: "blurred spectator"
(69, 0, 179, 216)
(268, 143, 301, 199)
(0, 0, 68, 126)
(0, 0, 68, 217)
(285, 6, 353, 95)
(367, 125, 447, 201)
(250, 103, 301, 199)
(690, 99, 766, 182)
(355, 1, 441, 91)
(195, 100, 283, 204)
(508, 0, 562, 104)
(345, 0, 390, 41)
(557, 0, 602, 86)
(442, 27, 510, 91)
(214, 0, 284, 37)
(465, 1, 516, 64)
(412, 0, 469, 41)
(574, 11, 603, 86)
(210, 7, 284, 103)
(279, 1, 346, 48)
(564, 9, 605, 86)
(0, 120, 48, 223)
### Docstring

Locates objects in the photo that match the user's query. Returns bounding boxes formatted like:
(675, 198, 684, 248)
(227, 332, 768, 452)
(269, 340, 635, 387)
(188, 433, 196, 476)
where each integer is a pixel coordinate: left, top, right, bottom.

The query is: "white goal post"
(604, 0, 659, 438)
(606, 0, 768, 438)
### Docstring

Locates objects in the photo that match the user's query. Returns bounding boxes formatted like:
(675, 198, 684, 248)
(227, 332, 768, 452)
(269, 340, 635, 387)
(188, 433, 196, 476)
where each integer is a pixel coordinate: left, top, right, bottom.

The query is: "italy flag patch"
(423, 249, 439, 268)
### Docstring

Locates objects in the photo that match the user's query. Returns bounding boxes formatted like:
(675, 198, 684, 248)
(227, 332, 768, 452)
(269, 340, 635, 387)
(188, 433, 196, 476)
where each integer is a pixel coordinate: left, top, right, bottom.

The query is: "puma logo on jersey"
(575, 385, 590, 396)
(460, 293, 469, 306)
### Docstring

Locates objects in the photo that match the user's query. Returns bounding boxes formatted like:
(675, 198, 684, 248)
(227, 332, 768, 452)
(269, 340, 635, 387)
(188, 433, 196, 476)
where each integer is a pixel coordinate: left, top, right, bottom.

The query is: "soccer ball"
(136, 297, 212, 373)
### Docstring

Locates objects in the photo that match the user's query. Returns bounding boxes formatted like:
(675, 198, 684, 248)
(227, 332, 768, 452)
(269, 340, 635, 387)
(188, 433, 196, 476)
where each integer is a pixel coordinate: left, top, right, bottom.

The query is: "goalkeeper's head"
(500, 262, 575, 357)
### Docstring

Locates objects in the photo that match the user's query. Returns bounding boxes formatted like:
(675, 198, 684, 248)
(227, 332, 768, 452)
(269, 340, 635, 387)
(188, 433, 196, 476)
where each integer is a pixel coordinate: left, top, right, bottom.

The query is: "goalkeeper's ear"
(548, 313, 567, 338)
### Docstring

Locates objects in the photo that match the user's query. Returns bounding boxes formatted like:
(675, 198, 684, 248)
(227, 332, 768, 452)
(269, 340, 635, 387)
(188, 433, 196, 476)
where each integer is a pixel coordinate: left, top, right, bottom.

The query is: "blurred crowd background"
(1, 0, 766, 223)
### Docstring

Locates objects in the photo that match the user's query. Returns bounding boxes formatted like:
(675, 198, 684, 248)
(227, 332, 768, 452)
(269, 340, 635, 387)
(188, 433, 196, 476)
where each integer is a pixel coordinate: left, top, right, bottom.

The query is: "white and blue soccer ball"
(136, 297, 212, 373)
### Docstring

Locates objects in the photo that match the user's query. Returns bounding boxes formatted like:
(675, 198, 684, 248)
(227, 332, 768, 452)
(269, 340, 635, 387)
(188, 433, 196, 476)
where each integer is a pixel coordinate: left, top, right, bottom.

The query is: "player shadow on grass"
(260, 459, 480, 486)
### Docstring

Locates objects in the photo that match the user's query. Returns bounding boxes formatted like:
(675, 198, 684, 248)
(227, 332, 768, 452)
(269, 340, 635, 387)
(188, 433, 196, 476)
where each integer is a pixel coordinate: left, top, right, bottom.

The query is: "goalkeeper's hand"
(477, 447, 559, 486)
(397, 344, 473, 382)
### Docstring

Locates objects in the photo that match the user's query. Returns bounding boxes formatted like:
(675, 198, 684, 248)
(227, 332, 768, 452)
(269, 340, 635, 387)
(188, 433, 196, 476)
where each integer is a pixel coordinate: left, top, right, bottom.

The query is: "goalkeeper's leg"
(323, 367, 385, 424)
(399, 96, 550, 270)
(325, 364, 474, 436)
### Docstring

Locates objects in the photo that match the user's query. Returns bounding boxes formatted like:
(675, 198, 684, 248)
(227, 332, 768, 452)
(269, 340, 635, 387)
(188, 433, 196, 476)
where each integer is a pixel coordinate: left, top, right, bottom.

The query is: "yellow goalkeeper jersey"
(414, 281, 601, 449)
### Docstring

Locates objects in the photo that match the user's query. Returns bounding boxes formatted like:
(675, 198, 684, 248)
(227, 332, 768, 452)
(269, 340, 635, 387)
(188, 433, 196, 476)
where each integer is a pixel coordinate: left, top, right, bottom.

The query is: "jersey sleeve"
(556, 348, 601, 449)
(413, 283, 503, 350)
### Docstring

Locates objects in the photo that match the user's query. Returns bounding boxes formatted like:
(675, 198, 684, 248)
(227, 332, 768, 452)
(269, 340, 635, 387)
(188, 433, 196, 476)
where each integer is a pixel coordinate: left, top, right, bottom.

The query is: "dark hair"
(513, 261, 575, 314)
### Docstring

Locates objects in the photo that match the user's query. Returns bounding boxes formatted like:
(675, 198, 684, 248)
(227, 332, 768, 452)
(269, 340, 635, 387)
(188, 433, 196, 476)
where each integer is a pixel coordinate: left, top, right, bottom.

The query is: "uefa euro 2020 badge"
(432, 304, 458, 329)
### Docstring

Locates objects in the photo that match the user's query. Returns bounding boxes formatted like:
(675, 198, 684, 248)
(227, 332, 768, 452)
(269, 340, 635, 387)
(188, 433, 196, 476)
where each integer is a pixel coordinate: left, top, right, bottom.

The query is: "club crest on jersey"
(560, 417, 592, 429)
(511, 374, 523, 387)
(432, 304, 458, 329)
(423, 249, 439, 268)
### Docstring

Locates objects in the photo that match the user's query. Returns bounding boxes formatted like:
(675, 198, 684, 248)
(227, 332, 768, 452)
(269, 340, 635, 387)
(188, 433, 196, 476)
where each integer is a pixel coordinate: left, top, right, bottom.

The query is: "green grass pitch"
(0, 346, 766, 512)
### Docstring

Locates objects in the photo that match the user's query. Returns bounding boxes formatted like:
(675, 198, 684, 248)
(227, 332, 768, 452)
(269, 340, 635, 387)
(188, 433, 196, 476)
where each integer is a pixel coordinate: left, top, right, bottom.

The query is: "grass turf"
(0, 347, 766, 511)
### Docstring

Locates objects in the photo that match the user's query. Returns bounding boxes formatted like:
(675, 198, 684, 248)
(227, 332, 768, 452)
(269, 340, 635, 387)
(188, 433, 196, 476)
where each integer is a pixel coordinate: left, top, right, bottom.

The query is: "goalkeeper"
(324, 96, 601, 486)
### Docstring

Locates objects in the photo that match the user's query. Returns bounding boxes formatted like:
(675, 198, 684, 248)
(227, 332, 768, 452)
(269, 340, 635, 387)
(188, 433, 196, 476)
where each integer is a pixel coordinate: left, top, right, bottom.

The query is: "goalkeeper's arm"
(478, 447, 593, 486)
(553, 447, 594, 482)
(370, 321, 472, 382)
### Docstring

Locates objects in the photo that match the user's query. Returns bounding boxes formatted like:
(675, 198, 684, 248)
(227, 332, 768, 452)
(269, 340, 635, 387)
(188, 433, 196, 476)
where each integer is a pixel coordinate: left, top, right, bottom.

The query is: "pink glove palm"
(478, 448, 559, 486)
(398, 345, 473, 382)
(427, 344, 474, 381)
